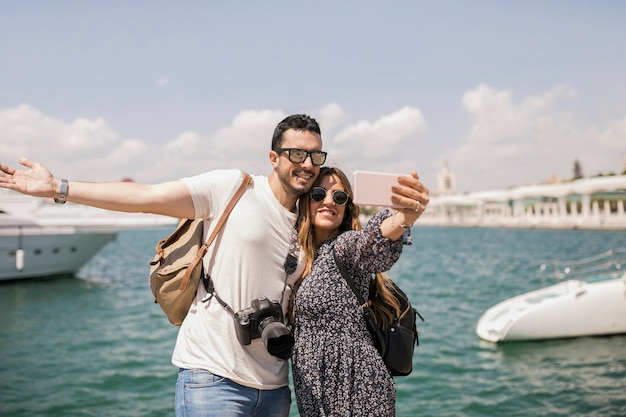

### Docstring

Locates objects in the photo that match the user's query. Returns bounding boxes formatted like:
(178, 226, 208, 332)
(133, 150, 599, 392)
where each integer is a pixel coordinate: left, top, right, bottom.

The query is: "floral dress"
(292, 210, 409, 417)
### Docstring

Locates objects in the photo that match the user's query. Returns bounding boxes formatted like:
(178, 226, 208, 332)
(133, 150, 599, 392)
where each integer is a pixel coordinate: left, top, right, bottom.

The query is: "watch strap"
(54, 179, 69, 204)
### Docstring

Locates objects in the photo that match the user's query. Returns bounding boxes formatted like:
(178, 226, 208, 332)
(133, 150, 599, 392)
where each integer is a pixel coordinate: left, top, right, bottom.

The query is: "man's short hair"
(271, 114, 321, 150)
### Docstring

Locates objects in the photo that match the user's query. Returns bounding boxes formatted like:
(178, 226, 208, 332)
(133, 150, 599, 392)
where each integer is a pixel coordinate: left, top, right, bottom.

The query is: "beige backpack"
(149, 172, 252, 325)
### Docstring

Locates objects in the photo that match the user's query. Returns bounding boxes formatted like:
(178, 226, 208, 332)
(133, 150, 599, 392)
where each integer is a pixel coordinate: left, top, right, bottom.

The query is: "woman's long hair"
(289, 167, 402, 327)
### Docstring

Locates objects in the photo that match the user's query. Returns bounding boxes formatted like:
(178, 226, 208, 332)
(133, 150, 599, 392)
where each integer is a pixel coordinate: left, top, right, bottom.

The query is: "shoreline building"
(420, 166, 626, 230)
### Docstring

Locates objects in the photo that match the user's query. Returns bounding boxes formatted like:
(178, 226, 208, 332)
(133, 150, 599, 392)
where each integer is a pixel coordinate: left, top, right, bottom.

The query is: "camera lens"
(259, 318, 294, 360)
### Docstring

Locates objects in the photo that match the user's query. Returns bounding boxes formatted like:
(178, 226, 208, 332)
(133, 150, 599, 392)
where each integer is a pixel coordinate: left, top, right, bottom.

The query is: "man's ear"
(269, 150, 279, 167)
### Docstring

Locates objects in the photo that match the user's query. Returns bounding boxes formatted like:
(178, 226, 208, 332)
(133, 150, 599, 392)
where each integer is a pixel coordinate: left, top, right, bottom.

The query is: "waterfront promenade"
(419, 175, 626, 230)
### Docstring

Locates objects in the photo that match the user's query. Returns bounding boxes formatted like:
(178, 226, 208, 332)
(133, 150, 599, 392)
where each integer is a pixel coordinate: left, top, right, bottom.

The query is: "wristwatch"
(54, 179, 69, 204)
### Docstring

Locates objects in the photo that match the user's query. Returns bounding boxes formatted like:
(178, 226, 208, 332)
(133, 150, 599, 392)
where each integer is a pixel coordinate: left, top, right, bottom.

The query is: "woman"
(291, 167, 427, 417)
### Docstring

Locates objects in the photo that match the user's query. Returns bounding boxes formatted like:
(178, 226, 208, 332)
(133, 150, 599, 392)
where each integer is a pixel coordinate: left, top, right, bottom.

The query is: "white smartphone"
(352, 171, 404, 208)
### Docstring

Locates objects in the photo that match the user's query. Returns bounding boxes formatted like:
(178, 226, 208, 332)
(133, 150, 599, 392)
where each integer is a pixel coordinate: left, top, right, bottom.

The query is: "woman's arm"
(336, 210, 405, 277)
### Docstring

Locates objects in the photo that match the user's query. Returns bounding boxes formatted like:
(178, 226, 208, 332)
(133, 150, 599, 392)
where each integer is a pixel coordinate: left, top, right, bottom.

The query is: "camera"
(234, 297, 294, 360)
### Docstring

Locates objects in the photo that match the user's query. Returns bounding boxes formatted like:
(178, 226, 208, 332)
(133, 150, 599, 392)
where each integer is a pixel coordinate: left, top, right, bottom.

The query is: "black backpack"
(333, 249, 424, 376)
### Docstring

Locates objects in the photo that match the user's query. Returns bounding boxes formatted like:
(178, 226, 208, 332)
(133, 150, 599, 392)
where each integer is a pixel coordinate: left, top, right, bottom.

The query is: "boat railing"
(0, 223, 80, 236)
(539, 248, 626, 286)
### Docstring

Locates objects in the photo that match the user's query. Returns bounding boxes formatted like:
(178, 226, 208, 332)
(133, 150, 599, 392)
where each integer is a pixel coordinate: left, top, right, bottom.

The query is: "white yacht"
(0, 214, 117, 281)
(0, 189, 176, 281)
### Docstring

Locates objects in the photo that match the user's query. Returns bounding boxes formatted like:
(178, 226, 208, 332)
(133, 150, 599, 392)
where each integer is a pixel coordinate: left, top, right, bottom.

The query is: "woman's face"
(310, 174, 348, 244)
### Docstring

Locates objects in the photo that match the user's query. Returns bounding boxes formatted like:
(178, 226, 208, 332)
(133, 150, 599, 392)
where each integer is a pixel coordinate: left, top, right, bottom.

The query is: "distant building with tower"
(436, 163, 456, 196)
(422, 163, 626, 230)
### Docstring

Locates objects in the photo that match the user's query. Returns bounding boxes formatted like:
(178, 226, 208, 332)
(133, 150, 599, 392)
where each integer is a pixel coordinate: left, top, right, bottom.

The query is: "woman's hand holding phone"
(353, 170, 429, 235)
(353, 171, 428, 210)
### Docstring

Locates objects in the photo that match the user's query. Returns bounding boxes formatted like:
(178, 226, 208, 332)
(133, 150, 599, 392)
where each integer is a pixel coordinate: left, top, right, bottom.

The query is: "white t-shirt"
(171, 169, 303, 389)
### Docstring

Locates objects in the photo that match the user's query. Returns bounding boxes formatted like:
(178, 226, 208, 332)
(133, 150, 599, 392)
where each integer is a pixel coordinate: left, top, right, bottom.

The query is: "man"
(0, 113, 325, 417)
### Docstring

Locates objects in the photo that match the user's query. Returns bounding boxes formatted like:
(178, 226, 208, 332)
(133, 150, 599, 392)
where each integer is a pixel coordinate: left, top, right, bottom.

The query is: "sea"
(1, 226, 625, 417)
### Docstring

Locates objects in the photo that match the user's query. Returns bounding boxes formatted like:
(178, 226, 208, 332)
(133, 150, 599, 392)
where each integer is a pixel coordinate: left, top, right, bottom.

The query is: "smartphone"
(352, 171, 404, 208)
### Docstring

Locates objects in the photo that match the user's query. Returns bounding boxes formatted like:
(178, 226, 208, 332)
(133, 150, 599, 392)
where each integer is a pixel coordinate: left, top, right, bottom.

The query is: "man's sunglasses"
(310, 187, 350, 205)
(275, 148, 327, 166)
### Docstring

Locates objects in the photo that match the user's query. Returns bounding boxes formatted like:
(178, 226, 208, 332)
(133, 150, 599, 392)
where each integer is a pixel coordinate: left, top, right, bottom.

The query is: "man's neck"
(267, 174, 299, 212)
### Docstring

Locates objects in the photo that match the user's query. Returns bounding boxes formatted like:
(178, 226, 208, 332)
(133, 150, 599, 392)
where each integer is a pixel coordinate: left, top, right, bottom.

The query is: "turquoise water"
(1, 226, 625, 417)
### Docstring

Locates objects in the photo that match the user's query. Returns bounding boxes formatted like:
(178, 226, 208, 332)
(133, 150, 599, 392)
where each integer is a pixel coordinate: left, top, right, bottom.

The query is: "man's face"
(272, 128, 323, 198)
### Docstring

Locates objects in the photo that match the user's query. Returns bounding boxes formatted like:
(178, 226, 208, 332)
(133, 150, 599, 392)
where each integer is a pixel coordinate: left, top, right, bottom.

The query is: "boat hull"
(0, 227, 117, 281)
(476, 277, 626, 342)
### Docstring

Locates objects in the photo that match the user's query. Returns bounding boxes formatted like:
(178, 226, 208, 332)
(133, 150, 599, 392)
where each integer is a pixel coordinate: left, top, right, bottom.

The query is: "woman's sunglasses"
(310, 187, 349, 205)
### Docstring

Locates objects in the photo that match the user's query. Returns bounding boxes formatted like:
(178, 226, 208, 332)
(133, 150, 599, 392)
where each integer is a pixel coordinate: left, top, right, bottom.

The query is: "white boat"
(0, 215, 117, 281)
(0, 189, 176, 281)
(476, 248, 626, 342)
(0, 189, 177, 229)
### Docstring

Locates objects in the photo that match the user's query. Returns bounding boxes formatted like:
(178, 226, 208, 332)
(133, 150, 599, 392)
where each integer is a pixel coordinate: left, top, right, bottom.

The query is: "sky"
(1, 1, 625, 193)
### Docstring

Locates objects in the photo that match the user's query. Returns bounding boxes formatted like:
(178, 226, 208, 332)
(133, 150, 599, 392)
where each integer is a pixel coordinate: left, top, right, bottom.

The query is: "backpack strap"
(183, 171, 252, 290)
(333, 245, 374, 323)
(333, 246, 386, 353)
(332, 246, 371, 315)
(201, 172, 252, 251)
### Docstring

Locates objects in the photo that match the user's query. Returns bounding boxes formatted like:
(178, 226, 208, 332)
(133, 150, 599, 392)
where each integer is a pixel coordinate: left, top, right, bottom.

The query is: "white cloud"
(316, 103, 350, 136)
(164, 131, 203, 158)
(1, 105, 91, 157)
(461, 83, 576, 146)
(0, 104, 431, 184)
(132, 109, 288, 181)
(60, 117, 118, 152)
(330, 106, 428, 159)
(0, 104, 127, 177)
(210, 109, 285, 153)
(584, 116, 626, 176)
(446, 83, 622, 191)
(1, 97, 623, 191)
(0, 104, 118, 156)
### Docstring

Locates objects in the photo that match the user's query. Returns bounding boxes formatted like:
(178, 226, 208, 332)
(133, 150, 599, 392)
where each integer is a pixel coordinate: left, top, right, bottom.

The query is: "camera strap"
(279, 226, 299, 306)
(202, 274, 236, 317)
(202, 226, 299, 319)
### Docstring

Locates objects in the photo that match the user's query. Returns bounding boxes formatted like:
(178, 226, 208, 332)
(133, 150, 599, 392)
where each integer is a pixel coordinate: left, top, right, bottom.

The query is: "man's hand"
(0, 157, 59, 198)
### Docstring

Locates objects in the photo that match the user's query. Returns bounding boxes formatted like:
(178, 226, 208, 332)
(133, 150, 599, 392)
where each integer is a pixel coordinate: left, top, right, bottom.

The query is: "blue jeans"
(175, 369, 291, 417)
